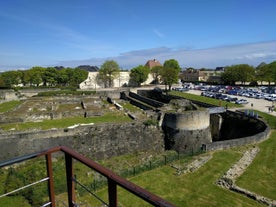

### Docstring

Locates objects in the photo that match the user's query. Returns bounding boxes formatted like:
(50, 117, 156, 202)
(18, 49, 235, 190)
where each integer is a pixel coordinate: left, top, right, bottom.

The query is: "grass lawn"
(169, 91, 241, 108)
(121, 102, 142, 113)
(236, 131, 276, 200)
(0, 112, 132, 131)
(253, 110, 276, 129)
(0, 100, 22, 113)
(82, 149, 264, 207)
(0, 196, 32, 207)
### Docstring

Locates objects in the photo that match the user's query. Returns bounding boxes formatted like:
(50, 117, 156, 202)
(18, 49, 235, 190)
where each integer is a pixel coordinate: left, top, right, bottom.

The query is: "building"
(79, 71, 130, 89)
(79, 60, 159, 89)
(180, 68, 223, 83)
(144, 59, 162, 68)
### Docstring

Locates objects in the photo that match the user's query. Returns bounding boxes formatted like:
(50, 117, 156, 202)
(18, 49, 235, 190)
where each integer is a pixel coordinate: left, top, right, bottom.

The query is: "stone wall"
(161, 110, 212, 153)
(210, 114, 223, 141)
(129, 92, 164, 108)
(219, 111, 267, 140)
(164, 127, 212, 153)
(0, 122, 164, 161)
(162, 110, 210, 130)
(206, 126, 270, 151)
(0, 90, 18, 102)
(206, 112, 270, 151)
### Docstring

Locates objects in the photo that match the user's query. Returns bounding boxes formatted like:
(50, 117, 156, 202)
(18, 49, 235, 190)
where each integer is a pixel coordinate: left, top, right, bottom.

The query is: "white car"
(235, 99, 248, 104)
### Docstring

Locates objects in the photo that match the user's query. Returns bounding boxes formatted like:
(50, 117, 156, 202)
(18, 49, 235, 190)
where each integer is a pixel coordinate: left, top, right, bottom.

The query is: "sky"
(0, 0, 276, 71)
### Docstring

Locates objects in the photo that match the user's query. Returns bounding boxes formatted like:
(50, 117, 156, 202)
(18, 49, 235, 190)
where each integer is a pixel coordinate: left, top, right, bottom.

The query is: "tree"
(161, 59, 181, 90)
(42, 67, 58, 87)
(0, 70, 22, 88)
(221, 64, 255, 85)
(151, 66, 163, 84)
(163, 59, 181, 73)
(160, 67, 180, 90)
(70, 68, 88, 87)
(20, 70, 31, 86)
(56, 68, 70, 86)
(269, 61, 276, 83)
(259, 61, 276, 85)
(221, 66, 238, 85)
(98, 60, 120, 88)
(27, 66, 45, 86)
(255, 62, 268, 84)
(236, 64, 255, 84)
(129, 65, 150, 86)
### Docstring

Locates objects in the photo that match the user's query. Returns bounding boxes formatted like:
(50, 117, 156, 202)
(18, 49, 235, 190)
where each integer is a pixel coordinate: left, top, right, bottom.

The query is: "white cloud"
(57, 41, 276, 69)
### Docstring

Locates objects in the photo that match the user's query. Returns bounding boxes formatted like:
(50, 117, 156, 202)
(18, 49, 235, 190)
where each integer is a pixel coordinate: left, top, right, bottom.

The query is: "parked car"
(235, 99, 248, 104)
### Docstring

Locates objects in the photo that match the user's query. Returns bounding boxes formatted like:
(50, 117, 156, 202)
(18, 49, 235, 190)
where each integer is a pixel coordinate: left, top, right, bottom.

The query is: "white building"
(79, 71, 154, 89)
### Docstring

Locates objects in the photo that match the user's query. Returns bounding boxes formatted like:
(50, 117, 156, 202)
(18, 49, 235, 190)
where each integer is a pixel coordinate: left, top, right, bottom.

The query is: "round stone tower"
(161, 100, 212, 153)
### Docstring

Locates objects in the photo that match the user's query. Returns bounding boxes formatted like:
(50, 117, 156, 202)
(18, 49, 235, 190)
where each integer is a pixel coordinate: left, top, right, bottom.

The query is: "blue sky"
(0, 0, 276, 71)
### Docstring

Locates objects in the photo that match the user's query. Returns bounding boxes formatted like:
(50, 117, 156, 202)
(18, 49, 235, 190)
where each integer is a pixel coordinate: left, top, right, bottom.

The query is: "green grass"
(121, 102, 141, 112)
(169, 91, 241, 108)
(236, 131, 276, 200)
(0, 100, 22, 113)
(254, 110, 276, 129)
(0, 112, 132, 131)
(1, 145, 272, 207)
(85, 149, 264, 207)
(0, 196, 32, 207)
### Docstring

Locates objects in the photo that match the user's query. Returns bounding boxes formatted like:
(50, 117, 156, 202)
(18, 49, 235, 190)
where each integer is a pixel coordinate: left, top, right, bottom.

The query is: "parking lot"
(181, 86, 276, 116)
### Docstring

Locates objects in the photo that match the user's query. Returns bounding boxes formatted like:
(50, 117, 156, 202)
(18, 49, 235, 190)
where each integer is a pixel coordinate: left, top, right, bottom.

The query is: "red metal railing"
(0, 146, 176, 207)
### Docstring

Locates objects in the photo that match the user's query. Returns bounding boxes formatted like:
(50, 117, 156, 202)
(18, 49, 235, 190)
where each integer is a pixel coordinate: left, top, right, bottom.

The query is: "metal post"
(46, 153, 56, 207)
(108, 179, 117, 207)
(65, 153, 75, 207)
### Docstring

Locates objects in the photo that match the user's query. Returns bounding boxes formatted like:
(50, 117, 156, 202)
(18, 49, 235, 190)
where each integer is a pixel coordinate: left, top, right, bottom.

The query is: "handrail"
(0, 177, 49, 198)
(0, 146, 177, 207)
(60, 146, 176, 207)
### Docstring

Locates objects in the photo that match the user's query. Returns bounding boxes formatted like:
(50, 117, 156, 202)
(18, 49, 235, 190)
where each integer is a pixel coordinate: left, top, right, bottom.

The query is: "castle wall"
(162, 110, 210, 130)
(206, 111, 270, 151)
(162, 110, 212, 153)
(0, 122, 164, 161)
(210, 114, 223, 141)
(206, 126, 270, 151)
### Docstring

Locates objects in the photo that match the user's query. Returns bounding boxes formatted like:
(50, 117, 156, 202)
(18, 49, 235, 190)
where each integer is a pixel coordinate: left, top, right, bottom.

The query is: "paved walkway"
(186, 90, 276, 117)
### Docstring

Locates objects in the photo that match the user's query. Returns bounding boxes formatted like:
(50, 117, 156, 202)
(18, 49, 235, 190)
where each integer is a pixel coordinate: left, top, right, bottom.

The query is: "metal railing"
(0, 146, 176, 207)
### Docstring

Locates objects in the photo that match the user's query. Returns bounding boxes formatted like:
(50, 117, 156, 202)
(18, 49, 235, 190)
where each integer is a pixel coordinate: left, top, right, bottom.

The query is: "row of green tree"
(0, 67, 88, 88)
(1, 60, 275, 89)
(0, 59, 182, 90)
(221, 61, 276, 85)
